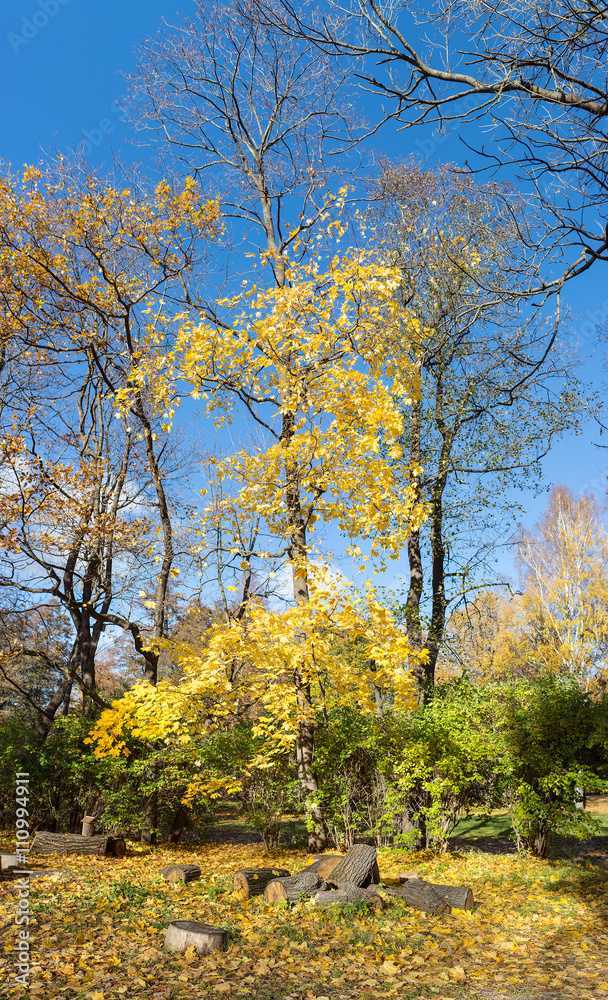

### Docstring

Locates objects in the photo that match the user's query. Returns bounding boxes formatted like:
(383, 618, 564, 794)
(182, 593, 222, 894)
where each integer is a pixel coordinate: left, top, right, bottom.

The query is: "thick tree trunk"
(233, 867, 291, 898)
(32, 832, 126, 857)
(426, 881, 474, 910)
(168, 803, 190, 844)
(301, 855, 344, 879)
(296, 713, 326, 852)
(160, 864, 201, 883)
(313, 882, 383, 909)
(164, 920, 226, 955)
(36, 673, 73, 740)
(326, 844, 378, 888)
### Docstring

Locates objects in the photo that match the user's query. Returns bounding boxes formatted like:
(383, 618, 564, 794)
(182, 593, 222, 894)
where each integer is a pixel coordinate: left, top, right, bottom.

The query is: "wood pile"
(233, 867, 291, 898)
(234, 843, 475, 915)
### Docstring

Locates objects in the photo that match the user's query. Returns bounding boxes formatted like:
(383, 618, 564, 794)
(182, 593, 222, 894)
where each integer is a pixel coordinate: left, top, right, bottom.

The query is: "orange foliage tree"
(0, 161, 220, 718)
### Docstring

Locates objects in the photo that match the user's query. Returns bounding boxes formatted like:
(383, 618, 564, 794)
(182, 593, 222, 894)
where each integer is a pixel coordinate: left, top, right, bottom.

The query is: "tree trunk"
(164, 920, 226, 955)
(233, 867, 291, 898)
(296, 713, 326, 852)
(301, 855, 344, 879)
(81, 816, 96, 837)
(426, 881, 474, 910)
(281, 399, 327, 853)
(404, 391, 427, 698)
(263, 871, 323, 902)
(533, 821, 551, 858)
(325, 844, 378, 888)
(168, 803, 190, 844)
(32, 833, 126, 857)
(141, 768, 158, 846)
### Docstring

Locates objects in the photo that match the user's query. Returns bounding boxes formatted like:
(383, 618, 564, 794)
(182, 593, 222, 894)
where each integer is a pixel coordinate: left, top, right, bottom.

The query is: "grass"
(452, 800, 608, 841)
(452, 809, 516, 839)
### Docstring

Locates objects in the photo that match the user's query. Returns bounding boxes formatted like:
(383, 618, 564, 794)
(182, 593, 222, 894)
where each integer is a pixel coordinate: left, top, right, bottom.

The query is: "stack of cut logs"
(165, 845, 474, 956)
(232, 844, 474, 915)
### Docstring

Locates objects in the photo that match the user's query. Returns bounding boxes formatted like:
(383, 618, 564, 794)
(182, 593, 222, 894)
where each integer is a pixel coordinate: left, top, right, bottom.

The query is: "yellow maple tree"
(90, 241, 430, 847)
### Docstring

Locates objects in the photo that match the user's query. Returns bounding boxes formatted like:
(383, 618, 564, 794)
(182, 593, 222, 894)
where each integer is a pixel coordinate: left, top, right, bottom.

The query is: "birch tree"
(442, 488, 608, 689)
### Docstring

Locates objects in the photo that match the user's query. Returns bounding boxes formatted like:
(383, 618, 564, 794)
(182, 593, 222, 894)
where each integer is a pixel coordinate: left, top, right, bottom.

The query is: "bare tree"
(126, 0, 365, 289)
(367, 162, 590, 697)
(253, 0, 608, 293)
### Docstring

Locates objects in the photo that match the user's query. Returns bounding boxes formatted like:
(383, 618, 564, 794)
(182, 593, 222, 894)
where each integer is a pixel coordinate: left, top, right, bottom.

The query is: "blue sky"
(2, 0, 606, 593)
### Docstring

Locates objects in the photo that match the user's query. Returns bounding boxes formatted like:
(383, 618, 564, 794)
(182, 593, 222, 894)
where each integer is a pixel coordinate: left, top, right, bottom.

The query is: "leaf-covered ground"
(1, 840, 608, 1000)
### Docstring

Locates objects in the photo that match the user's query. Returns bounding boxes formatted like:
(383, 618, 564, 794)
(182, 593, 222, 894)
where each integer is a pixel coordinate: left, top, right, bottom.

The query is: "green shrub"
(491, 675, 608, 856)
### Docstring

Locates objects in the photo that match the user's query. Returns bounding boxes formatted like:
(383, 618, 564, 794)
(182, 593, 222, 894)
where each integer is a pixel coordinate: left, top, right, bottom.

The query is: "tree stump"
(164, 920, 226, 954)
(32, 832, 126, 858)
(232, 867, 291, 898)
(263, 871, 323, 903)
(382, 879, 451, 915)
(1, 854, 21, 870)
(82, 816, 96, 837)
(160, 864, 202, 884)
(325, 844, 378, 888)
(313, 882, 383, 910)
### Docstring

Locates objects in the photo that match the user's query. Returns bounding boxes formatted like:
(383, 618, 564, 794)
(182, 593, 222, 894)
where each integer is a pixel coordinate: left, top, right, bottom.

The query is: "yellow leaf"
(450, 965, 466, 978)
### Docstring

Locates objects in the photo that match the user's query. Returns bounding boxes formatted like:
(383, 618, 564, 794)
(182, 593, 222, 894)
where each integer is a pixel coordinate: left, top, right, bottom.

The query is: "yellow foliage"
(441, 488, 608, 689)
(2, 836, 607, 998)
(90, 241, 431, 776)
(88, 567, 425, 770)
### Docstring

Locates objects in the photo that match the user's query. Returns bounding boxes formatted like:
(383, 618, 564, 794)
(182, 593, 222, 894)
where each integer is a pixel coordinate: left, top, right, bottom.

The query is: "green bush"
(490, 675, 608, 856)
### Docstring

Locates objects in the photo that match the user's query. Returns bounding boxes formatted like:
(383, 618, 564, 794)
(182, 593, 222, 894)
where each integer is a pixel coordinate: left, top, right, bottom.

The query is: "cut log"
(263, 870, 323, 903)
(325, 843, 377, 888)
(381, 879, 450, 916)
(399, 871, 420, 882)
(233, 867, 291, 898)
(164, 920, 226, 954)
(303, 855, 344, 880)
(313, 882, 383, 910)
(82, 816, 96, 837)
(32, 832, 126, 858)
(426, 881, 474, 910)
(1, 854, 21, 870)
(160, 864, 202, 883)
